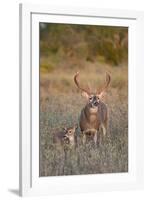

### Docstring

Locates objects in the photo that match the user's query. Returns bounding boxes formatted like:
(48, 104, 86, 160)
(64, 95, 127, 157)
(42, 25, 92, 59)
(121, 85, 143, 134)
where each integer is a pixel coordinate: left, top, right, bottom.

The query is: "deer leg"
(82, 132, 86, 145)
(101, 123, 106, 136)
(93, 131, 98, 147)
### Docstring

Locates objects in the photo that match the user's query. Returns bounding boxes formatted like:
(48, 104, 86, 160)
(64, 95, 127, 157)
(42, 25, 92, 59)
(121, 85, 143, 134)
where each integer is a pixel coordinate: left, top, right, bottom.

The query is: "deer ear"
(81, 91, 89, 99)
(99, 91, 106, 99)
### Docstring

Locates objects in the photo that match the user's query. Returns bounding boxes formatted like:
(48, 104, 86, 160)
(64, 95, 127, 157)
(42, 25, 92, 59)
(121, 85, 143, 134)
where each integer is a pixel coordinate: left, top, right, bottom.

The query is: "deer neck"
(68, 135, 75, 146)
(84, 104, 98, 122)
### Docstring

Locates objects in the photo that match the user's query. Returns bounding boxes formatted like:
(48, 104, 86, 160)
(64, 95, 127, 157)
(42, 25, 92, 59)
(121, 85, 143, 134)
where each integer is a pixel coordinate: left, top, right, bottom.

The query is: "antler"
(97, 72, 111, 94)
(74, 72, 91, 94)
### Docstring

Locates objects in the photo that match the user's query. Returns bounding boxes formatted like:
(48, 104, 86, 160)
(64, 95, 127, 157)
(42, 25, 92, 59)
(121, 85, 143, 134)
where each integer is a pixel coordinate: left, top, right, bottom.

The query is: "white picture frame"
(19, 3, 144, 197)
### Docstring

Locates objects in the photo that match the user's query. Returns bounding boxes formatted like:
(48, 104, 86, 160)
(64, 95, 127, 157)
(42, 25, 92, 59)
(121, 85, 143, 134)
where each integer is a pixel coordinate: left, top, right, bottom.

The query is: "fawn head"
(62, 125, 78, 144)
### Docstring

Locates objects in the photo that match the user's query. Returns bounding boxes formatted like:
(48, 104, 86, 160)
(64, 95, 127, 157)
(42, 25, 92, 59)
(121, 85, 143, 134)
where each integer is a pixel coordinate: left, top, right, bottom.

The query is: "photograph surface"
(39, 23, 128, 177)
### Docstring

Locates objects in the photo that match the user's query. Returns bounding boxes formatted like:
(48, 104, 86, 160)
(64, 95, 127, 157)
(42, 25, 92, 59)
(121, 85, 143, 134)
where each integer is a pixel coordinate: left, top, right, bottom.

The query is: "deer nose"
(94, 101, 98, 106)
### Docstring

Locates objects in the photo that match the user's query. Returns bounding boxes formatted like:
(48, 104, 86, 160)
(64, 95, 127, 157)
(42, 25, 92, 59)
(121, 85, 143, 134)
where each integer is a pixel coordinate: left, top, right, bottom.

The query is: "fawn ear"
(62, 127, 67, 132)
(81, 91, 89, 99)
(74, 124, 78, 130)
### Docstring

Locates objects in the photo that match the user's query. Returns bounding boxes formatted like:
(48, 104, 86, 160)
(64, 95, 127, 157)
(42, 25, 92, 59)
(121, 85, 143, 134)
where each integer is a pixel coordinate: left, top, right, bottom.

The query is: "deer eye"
(89, 97, 92, 101)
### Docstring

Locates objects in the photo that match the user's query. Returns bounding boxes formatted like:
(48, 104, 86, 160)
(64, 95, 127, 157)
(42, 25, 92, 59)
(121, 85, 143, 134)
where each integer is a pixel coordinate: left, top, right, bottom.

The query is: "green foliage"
(40, 23, 128, 67)
(40, 63, 55, 73)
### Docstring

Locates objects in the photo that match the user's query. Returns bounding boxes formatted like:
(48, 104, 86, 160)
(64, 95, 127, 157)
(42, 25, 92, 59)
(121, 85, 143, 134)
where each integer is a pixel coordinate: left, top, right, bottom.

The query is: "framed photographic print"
(19, 3, 144, 197)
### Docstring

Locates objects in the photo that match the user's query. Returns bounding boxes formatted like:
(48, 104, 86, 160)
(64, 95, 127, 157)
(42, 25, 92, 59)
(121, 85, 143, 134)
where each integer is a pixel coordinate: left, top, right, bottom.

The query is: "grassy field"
(39, 62, 128, 176)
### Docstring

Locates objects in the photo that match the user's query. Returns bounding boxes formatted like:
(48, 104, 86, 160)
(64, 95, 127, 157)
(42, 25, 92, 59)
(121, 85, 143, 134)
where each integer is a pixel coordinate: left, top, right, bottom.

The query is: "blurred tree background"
(40, 23, 128, 73)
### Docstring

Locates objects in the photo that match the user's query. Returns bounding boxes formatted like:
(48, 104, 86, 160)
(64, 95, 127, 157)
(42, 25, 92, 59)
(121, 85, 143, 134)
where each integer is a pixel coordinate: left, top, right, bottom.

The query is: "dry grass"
(39, 63, 128, 176)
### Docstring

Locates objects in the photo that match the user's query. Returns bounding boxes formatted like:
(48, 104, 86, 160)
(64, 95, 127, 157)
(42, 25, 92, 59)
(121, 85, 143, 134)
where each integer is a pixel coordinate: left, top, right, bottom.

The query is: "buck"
(53, 126, 78, 148)
(74, 72, 111, 145)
